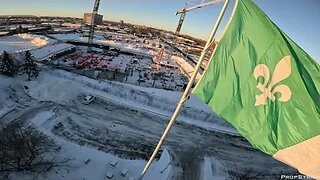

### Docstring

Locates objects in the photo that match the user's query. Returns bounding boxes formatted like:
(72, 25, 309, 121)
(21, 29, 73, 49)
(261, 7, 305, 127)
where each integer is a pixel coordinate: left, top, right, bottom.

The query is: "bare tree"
(0, 123, 67, 177)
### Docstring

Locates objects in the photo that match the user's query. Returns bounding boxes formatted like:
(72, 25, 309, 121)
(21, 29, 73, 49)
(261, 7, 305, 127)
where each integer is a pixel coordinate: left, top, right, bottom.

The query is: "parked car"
(23, 85, 29, 93)
(82, 95, 96, 105)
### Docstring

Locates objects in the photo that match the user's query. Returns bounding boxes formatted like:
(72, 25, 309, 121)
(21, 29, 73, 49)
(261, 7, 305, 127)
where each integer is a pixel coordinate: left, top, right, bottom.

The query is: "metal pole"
(87, 0, 101, 53)
(139, 0, 231, 179)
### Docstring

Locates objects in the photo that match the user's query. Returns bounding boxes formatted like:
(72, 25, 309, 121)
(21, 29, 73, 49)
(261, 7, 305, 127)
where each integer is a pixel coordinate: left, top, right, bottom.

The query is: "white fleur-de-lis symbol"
(253, 56, 292, 106)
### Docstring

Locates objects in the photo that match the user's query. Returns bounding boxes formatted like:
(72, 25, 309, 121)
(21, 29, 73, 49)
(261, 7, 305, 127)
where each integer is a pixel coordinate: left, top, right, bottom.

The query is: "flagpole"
(139, 0, 231, 179)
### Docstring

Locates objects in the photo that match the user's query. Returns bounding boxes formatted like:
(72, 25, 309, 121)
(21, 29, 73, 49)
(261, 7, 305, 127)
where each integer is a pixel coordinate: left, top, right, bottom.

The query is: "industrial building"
(83, 13, 103, 25)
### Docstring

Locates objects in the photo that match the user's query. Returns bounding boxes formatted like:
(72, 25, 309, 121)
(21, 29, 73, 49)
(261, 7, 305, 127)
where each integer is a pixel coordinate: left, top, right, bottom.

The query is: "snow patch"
(0, 75, 20, 118)
(0, 35, 38, 52)
(201, 157, 228, 180)
(0, 34, 55, 54)
(27, 77, 83, 104)
(28, 111, 55, 127)
(17, 33, 50, 47)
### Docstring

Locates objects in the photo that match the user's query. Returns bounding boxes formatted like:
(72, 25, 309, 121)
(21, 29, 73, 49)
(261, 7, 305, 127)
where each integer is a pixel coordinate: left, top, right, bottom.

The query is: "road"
(0, 87, 297, 180)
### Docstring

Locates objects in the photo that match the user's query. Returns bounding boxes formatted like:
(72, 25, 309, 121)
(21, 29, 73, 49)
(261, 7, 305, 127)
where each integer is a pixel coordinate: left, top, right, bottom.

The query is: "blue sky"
(0, 0, 319, 61)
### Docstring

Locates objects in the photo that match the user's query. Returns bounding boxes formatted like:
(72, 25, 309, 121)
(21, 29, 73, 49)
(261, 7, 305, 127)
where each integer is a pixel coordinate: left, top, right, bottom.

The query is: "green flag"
(193, 0, 320, 178)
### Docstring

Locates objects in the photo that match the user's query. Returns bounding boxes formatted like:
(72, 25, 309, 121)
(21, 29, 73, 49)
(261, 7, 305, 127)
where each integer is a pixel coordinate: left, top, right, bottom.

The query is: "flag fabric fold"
(193, 0, 320, 178)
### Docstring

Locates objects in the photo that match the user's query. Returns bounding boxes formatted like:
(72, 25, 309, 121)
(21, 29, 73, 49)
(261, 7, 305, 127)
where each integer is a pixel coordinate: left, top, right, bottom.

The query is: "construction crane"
(87, 0, 101, 53)
(165, 0, 224, 63)
(175, 0, 225, 34)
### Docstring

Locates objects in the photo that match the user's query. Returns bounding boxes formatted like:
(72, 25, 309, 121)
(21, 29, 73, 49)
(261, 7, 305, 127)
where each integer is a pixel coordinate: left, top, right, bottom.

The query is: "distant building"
(83, 13, 103, 25)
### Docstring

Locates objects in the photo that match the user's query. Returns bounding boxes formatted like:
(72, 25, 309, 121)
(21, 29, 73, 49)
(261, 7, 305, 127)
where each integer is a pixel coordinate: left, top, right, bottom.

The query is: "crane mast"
(166, 0, 224, 63)
(87, 0, 101, 53)
(176, 11, 186, 33)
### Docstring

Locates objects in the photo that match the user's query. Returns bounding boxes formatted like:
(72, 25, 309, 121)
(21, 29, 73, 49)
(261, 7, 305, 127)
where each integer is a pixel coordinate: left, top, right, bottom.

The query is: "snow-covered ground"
(0, 31, 298, 179)
(201, 157, 228, 180)
(172, 55, 200, 80)
(32, 67, 235, 134)
(50, 32, 157, 56)
(0, 67, 297, 179)
(28, 77, 81, 104)
(0, 35, 39, 52)
(31, 43, 75, 60)
(10, 110, 172, 180)
(0, 72, 174, 180)
(0, 77, 16, 119)
(17, 33, 52, 47)
(0, 62, 233, 134)
(0, 33, 55, 56)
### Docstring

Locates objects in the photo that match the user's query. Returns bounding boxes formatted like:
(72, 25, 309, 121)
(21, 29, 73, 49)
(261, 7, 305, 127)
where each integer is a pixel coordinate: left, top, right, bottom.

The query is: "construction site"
(0, 0, 303, 180)
(0, 0, 222, 91)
